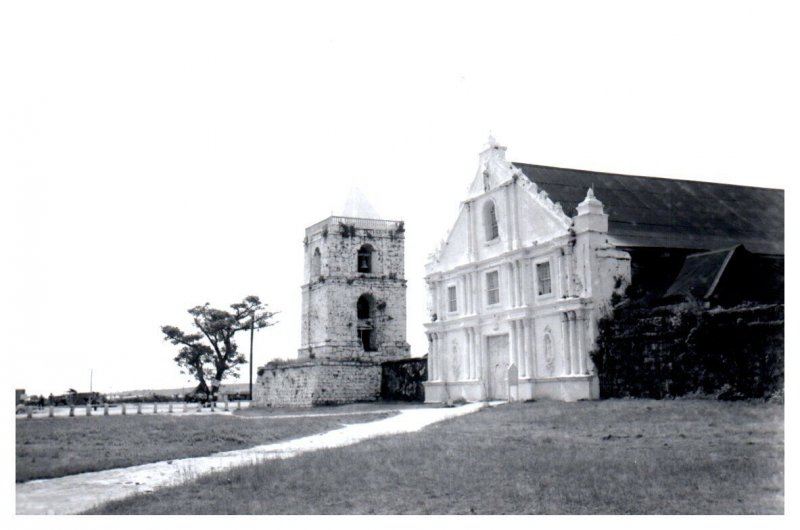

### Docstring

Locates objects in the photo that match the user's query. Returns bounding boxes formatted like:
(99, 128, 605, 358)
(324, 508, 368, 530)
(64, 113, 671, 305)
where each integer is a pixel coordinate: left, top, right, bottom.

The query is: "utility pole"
(249, 315, 255, 401)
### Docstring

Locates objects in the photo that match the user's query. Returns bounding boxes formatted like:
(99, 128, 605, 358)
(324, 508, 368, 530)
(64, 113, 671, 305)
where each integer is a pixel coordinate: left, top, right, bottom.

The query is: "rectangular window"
(536, 262, 552, 296)
(447, 285, 457, 313)
(486, 270, 500, 305)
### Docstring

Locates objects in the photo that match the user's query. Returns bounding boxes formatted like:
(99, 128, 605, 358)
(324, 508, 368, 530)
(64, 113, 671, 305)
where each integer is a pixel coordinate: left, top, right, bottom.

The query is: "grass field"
(16, 410, 394, 482)
(87, 399, 783, 515)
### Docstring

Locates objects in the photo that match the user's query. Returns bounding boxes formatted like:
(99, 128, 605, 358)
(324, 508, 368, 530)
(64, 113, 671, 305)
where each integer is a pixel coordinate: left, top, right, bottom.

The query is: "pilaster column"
(475, 331, 482, 381)
(504, 184, 513, 252)
(577, 311, 587, 374)
(465, 328, 472, 379)
(432, 333, 439, 381)
(512, 179, 521, 249)
(521, 318, 530, 378)
(561, 313, 571, 376)
(438, 333, 445, 381)
(520, 259, 529, 306)
(475, 272, 482, 313)
(529, 317, 538, 379)
(509, 319, 517, 367)
(471, 272, 477, 314)
(569, 312, 579, 375)
(465, 273, 471, 315)
(566, 247, 574, 298)
(460, 275, 467, 316)
(440, 282, 447, 319)
(466, 202, 473, 260)
(427, 333, 435, 381)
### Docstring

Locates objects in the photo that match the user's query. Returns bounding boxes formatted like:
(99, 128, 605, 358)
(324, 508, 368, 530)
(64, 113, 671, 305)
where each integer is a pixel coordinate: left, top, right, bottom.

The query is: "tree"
(162, 295, 277, 401)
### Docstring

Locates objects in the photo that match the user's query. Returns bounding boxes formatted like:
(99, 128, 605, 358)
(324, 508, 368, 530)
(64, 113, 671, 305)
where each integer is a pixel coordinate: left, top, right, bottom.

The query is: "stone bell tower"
(298, 192, 410, 361)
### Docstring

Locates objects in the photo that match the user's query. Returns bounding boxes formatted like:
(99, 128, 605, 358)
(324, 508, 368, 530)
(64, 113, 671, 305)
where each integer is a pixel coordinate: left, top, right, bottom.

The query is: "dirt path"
(16, 402, 487, 515)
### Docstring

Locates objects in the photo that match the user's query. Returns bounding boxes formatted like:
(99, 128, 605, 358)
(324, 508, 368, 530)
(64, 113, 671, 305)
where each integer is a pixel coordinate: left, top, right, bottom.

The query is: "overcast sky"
(3, 1, 796, 398)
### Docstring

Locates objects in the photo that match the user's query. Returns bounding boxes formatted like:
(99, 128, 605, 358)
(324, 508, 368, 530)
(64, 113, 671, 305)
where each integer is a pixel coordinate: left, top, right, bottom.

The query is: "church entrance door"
(486, 334, 509, 400)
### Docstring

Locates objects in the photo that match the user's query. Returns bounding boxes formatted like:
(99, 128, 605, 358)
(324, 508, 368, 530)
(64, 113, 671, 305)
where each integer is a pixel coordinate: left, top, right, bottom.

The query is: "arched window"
(311, 247, 321, 278)
(356, 293, 376, 351)
(357, 293, 373, 319)
(357, 244, 373, 273)
(483, 201, 499, 241)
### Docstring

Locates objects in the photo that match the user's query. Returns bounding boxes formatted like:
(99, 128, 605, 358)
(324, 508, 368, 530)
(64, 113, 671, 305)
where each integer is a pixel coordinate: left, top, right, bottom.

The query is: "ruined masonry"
(254, 201, 411, 407)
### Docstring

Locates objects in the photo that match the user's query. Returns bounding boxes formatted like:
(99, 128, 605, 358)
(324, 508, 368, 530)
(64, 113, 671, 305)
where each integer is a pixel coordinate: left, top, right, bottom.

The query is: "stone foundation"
(423, 375, 598, 403)
(254, 359, 382, 407)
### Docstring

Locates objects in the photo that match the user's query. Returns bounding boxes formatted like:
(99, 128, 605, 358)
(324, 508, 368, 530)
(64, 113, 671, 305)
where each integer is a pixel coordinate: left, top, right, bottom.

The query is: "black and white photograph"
(4, 0, 794, 523)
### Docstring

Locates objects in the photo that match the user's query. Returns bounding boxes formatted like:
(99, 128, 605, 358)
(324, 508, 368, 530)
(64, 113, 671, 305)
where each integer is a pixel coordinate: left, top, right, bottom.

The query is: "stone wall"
(591, 302, 784, 400)
(254, 359, 382, 407)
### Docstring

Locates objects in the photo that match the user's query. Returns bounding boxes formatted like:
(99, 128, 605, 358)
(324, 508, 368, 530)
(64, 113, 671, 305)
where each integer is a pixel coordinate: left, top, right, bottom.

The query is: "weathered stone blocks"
(255, 213, 411, 408)
(254, 359, 382, 407)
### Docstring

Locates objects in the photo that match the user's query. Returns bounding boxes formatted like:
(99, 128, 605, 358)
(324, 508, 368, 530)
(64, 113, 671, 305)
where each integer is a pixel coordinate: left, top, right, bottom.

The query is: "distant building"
(423, 138, 783, 403)
(16, 389, 26, 405)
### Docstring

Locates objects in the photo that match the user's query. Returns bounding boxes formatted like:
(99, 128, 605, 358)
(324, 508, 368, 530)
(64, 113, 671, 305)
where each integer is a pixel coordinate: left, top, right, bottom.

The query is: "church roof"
(514, 163, 784, 255)
(664, 245, 739, 300)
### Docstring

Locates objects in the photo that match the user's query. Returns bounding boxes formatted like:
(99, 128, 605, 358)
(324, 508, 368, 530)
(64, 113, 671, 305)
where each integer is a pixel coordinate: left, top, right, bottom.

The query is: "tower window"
(537, 262, 552, 296)
(486, 270, 500, 305)
(357, 245, 373, 273)
(484, 201, 499, 241)
(357, 293, 373, 319)
(356, 293, 376, 351)
(311, 247, 321, 278)
(447, 285, 457, 313)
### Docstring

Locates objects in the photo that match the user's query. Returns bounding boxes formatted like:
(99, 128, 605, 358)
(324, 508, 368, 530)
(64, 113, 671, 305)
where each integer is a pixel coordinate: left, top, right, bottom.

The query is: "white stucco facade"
(423, 139, 631, 402)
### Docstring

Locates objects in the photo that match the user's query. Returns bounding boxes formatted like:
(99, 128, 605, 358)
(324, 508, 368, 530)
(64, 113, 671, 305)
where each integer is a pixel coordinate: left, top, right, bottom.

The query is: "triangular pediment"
(467, 136, 519, 197)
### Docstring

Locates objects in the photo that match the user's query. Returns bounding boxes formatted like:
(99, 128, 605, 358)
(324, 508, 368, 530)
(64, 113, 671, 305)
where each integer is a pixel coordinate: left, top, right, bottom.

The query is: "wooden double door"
(486, 334, 509, 400)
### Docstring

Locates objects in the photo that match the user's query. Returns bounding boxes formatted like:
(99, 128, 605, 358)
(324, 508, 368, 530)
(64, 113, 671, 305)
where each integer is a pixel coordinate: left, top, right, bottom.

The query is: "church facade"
(423, 139, 783, 403)
(424, 140, 629, 402)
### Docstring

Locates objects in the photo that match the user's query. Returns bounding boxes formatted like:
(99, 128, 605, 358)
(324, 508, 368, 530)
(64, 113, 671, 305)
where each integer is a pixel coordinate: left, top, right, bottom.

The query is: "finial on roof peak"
(486, 134, 507, 151)
(576, 185, 604, 218)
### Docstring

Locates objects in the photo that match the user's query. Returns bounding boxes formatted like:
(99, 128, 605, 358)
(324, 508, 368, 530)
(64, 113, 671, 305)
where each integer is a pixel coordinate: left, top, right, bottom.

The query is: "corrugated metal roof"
(664, 246, 738, 300)
(514, 163, 784, 255)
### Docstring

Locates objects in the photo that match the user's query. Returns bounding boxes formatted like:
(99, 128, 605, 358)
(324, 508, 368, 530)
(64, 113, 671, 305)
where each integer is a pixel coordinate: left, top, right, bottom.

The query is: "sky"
(2, 1, 797, 399)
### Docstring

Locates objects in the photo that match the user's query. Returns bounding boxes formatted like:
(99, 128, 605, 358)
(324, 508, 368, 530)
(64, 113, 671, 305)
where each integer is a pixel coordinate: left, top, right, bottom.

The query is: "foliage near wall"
(591, 300, 783, 400)
(380, 358, 427, 401)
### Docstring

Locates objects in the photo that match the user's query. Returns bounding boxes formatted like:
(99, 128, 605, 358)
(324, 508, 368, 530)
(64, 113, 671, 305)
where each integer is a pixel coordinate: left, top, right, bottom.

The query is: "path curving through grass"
(16, 402, 487, 514)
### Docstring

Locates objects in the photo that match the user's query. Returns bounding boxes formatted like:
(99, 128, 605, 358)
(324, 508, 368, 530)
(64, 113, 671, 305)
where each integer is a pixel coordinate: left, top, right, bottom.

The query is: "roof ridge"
(511, 162, 785, 193)
(685, 244, 742, 258)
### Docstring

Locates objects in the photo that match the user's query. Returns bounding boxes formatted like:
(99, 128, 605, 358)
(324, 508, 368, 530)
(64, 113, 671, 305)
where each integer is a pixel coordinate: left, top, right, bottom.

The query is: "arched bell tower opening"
(357, 293, 377, 351)
(357, 244, 373, 273)
(311, 247, 321, 278)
